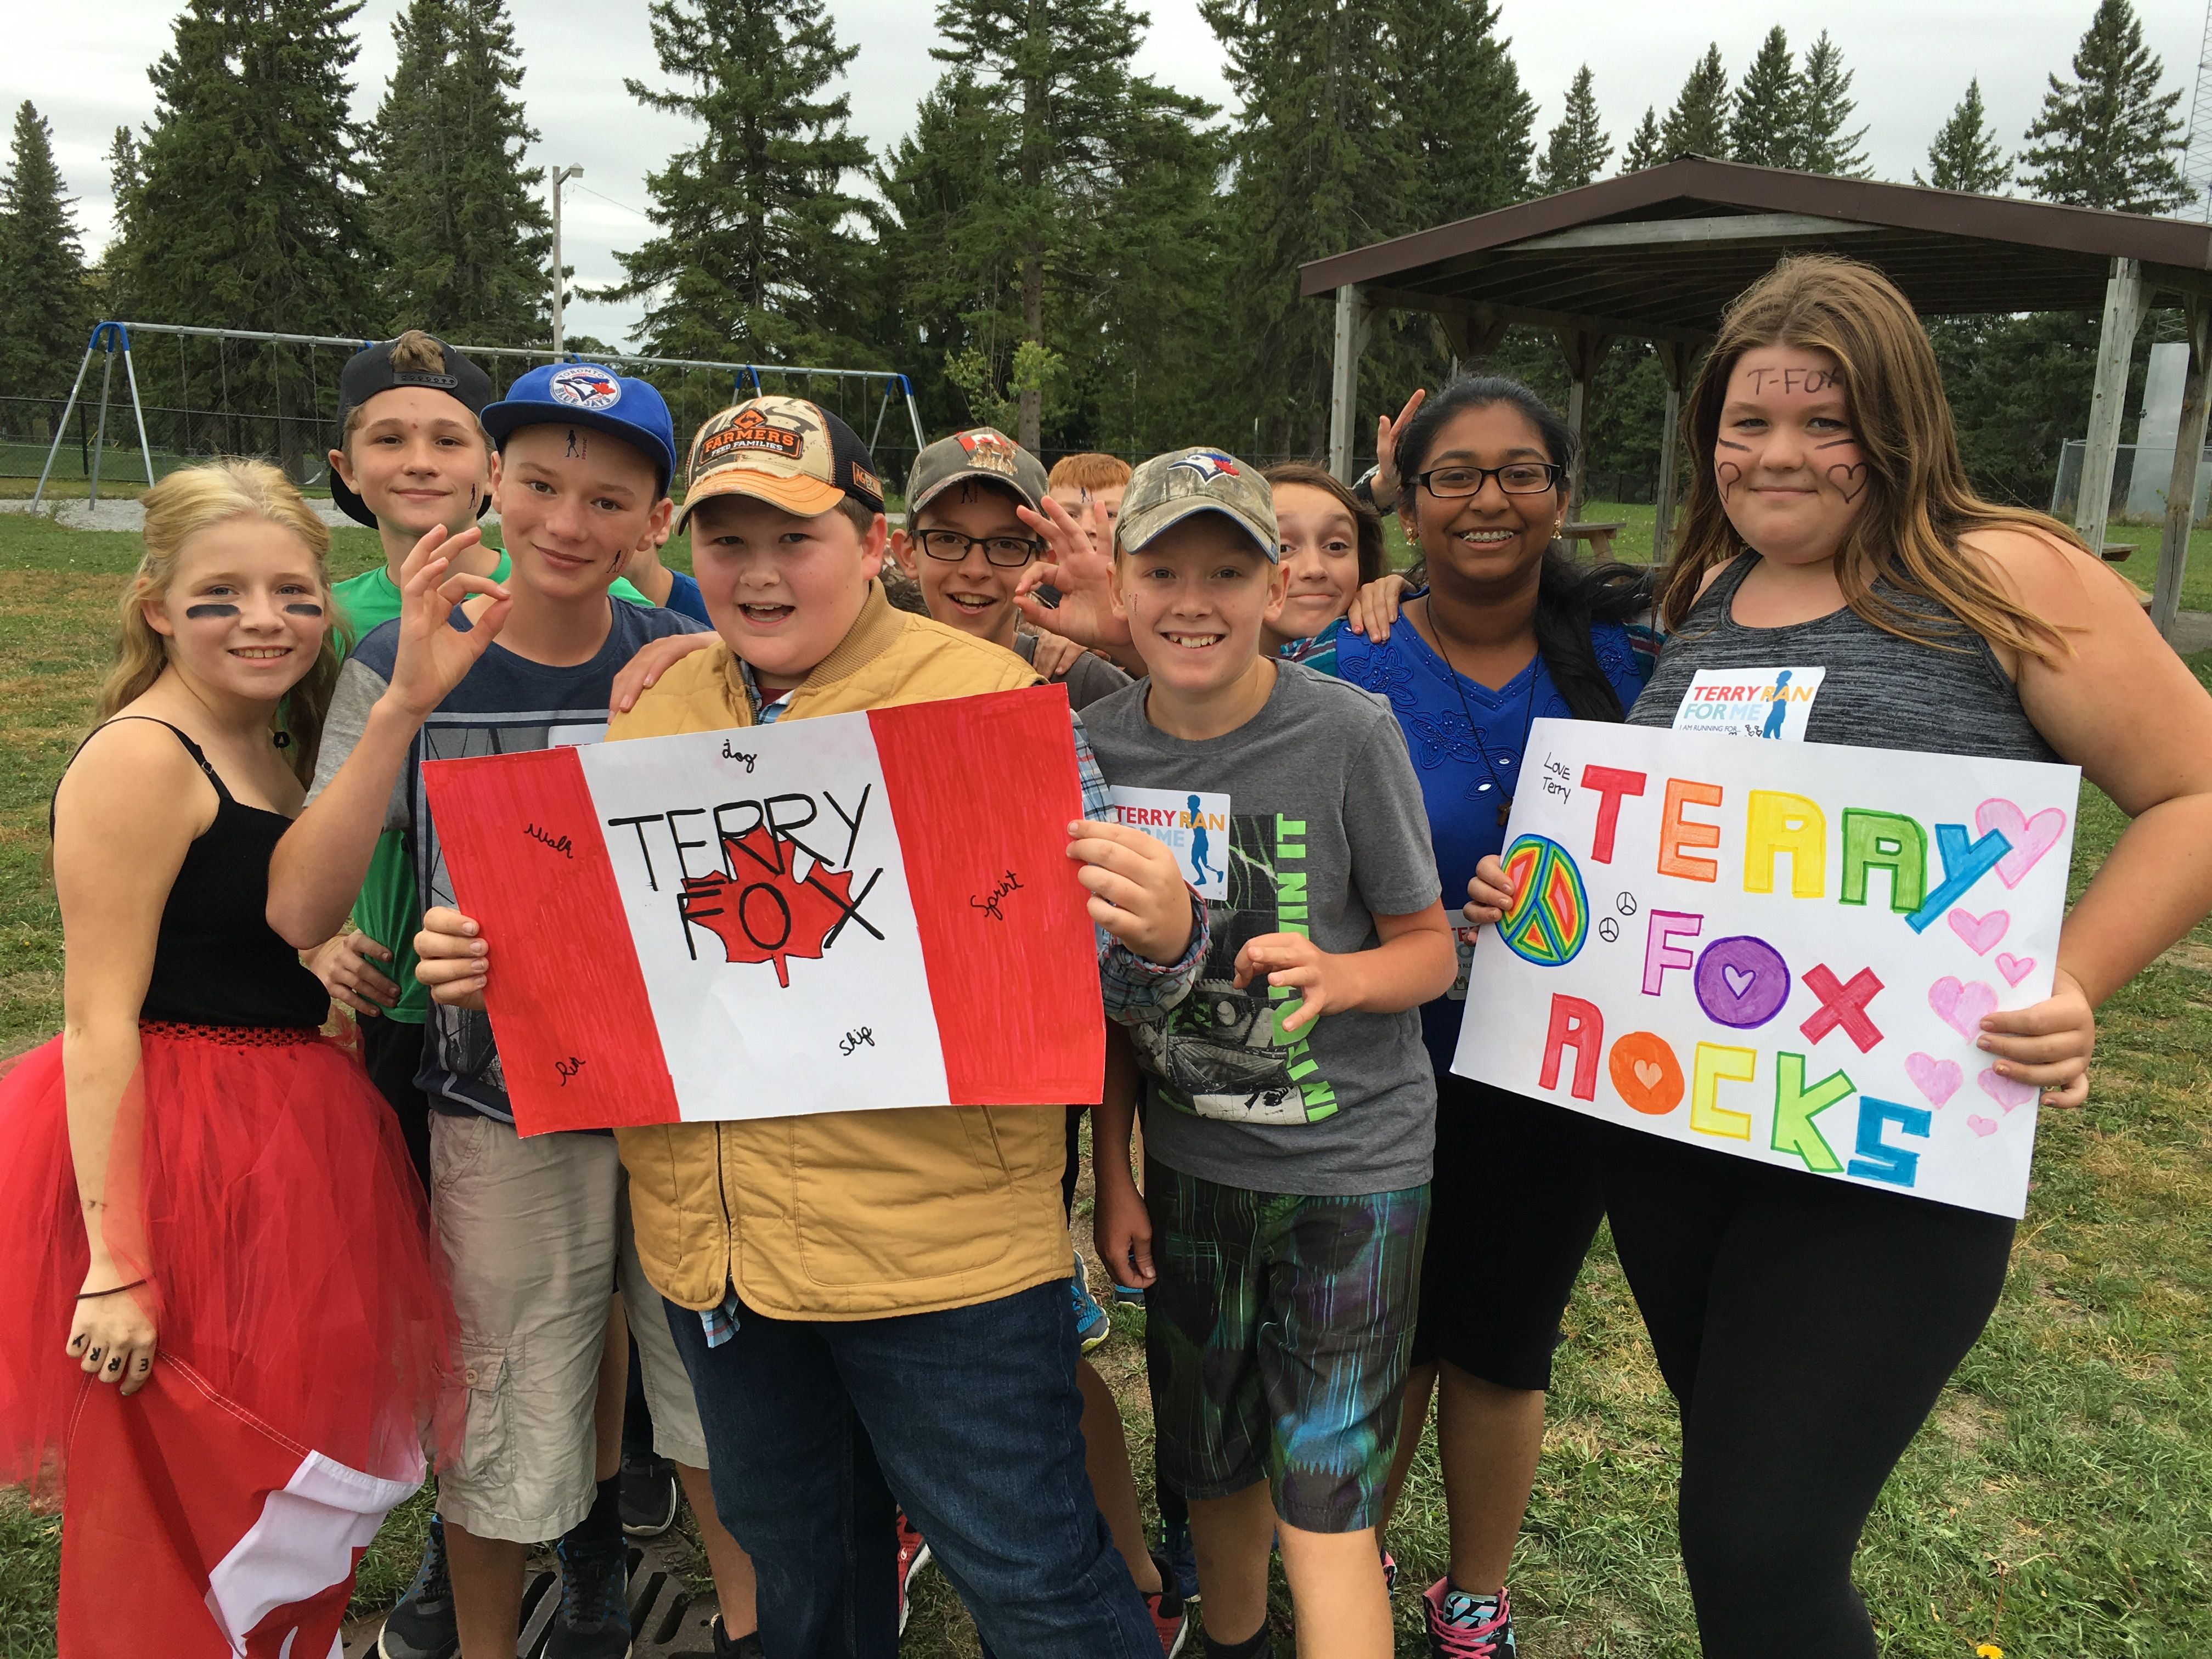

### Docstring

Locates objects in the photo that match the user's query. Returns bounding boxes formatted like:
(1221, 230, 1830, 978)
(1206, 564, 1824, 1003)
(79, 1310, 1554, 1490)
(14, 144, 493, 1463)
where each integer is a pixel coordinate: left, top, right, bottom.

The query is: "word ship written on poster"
(1453, 719, 2079, 1218)
(421, 685, 1104, 1135)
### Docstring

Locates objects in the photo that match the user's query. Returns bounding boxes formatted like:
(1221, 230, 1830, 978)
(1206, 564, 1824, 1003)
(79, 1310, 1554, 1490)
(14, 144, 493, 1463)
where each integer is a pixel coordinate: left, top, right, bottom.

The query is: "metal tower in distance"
(2189, 0, 2212, 218)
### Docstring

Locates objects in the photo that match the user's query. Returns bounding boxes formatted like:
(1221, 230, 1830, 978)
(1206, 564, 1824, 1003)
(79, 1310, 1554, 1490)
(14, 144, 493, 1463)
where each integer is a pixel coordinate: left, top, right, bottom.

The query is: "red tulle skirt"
(0, 1023, 459, 1497)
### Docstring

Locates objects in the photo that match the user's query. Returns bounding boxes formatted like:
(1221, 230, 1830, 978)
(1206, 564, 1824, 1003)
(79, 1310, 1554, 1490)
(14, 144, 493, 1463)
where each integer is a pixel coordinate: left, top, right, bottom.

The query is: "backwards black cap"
(331, 334, 497, 528)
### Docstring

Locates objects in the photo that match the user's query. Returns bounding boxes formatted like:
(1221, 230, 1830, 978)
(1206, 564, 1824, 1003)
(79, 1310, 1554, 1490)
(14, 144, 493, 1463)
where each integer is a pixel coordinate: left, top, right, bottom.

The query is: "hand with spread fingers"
(305, 929, 399, 1017)
(1978, 967, 2094, 1108)
(1014, 495, 1130, 652)
(1370, 387, 1425, 511)
(385, 525, 513, 720)
(414, 905, 490, 1012)
(67, 1263, 156, 1396)
(1464, 854, 1518, 927)
(1066, 818, 1196, 964)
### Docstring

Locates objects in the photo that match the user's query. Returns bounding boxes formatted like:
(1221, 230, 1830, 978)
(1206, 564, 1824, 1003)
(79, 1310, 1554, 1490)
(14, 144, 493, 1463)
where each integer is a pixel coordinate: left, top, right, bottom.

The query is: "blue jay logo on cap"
(1169, 449, 1239, 483)
(549, 365, 622, 411)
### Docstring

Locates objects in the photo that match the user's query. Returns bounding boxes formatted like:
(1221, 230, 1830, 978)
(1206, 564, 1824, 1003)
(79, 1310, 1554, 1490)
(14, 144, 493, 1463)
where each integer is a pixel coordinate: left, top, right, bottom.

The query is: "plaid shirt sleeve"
(1071, 713, 1208, 1015)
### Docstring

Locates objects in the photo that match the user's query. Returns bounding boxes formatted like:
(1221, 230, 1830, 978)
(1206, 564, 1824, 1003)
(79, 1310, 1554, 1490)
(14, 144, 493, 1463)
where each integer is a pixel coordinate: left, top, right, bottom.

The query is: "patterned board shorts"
(1143, 1161, 1429, 1533)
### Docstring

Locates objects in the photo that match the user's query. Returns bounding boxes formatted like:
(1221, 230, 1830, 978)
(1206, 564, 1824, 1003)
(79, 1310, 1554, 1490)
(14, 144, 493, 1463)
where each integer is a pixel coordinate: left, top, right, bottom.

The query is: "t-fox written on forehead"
(419, 687, 1104, 1133)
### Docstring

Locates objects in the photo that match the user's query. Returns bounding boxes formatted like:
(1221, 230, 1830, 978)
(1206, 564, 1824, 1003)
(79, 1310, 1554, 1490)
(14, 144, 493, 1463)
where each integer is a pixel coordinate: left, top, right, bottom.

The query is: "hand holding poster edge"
(421, 685, 1104, 1135)
(1451, 719, 2081, 1218)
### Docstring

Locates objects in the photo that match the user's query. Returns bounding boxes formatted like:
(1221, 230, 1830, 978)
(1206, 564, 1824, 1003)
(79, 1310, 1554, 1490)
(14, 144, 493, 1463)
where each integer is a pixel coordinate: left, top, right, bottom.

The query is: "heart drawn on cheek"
(1717, 461, 1742, 501)
(1826, 461, 1869, 504)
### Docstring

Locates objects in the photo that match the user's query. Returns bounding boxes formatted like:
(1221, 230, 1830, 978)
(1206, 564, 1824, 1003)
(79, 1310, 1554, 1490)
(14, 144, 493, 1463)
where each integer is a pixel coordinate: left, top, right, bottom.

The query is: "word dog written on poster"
(1454, 719, 2079, 1218)
(421, 686, 1102, 1135)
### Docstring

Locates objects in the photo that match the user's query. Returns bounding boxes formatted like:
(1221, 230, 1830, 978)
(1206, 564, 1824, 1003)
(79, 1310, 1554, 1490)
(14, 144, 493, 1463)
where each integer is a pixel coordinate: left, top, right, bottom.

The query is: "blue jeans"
(665, 1279, 1158, 1659)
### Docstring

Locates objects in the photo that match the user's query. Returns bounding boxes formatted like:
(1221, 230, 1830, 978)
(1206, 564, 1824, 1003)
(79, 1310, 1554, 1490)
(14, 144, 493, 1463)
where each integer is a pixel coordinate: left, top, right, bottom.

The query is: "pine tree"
(605, 0, 878, 366)
(1392, 0, 1536, 223)
(0, 101, 91, 398)
(1729, 28, 1799, 168)
(2019, 0, 2188, 212)
(127, 0, 374, 334)
(1536, 65, 1611, 195)
(1915, 78, 2010, 193)
(98, 126, 145, 319)
(1620, 106, 1664, 173)
(1795, 32, 1870, 176)
(1660, 46, 1732, 160)
(363, 0, 551, 345)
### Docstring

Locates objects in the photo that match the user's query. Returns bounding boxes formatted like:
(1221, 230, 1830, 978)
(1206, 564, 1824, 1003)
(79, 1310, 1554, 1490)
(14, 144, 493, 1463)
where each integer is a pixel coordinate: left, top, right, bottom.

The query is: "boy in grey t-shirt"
(1073, 447, 1454, 1659)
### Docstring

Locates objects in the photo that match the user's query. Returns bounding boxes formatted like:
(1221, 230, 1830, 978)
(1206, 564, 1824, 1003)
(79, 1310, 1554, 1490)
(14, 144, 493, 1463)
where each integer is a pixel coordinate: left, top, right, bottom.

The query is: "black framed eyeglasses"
(916, 528, 1046, 567)
(1416, 462, 1564, 499)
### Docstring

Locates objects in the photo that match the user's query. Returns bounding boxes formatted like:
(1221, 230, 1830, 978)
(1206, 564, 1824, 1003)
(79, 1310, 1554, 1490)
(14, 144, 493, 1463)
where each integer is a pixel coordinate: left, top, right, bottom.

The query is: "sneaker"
(1110, 1279, 1147, 1307)
(895, 1509, 933, 1637)
(619, 1449, 679, 1538)
(376, 1514, 459, 1659)
(1156, 1513, 1199, 1604)
(1382, 1550, 1399, 1596)
(1071, 1250, 1110, 1354)
(1422, 1578, 1516, 1659)
(711, 1616, 766, 1657)
(1146, 1551, 1190, 1656)
(549, 1531, 633, 1658)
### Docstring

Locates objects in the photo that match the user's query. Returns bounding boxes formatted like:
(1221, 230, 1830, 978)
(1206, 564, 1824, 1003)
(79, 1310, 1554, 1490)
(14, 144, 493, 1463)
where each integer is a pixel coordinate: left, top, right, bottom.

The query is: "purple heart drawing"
(1967, 1114, 1999, 1137)
(1977, 1067, 2039, 1113)
(1722, 964, 1756, 998)
(1974, 799, 2067, 888)
(1994, 953, 2035, 988)
(1946, 909, 2009, 955)
(1929, 976, 1999, 1040)
(1904, 1052, 1962, 1107)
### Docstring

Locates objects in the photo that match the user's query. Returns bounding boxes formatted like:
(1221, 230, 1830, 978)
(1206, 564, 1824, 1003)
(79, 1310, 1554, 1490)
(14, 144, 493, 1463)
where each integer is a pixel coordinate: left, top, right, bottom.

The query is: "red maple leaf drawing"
(678, 826, 864, 988)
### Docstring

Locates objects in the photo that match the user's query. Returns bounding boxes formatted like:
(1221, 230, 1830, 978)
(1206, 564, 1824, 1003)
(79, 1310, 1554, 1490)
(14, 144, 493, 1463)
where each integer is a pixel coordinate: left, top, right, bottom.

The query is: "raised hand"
(1014, 495, 1130, 652)
(1373, 387, 1426, 510)
(386, 526, 512, 720)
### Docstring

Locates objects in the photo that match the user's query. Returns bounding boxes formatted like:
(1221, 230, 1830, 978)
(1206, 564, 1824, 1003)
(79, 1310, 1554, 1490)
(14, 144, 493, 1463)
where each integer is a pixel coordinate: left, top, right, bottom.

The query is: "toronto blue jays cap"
(1118, 447, 1278, 560)
(481, 362, 678, 498)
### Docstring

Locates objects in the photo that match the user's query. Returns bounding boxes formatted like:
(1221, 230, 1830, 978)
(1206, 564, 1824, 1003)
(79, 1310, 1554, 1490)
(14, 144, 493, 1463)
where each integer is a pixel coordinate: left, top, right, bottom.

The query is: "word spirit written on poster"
(1454, 719, 2080, 1218)
(422, 686, 1103, 1135)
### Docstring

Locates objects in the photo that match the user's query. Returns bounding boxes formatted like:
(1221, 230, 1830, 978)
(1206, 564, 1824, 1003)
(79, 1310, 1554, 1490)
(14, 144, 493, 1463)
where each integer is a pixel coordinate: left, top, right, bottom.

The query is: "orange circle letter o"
(1609, 1030, 1685, 1116)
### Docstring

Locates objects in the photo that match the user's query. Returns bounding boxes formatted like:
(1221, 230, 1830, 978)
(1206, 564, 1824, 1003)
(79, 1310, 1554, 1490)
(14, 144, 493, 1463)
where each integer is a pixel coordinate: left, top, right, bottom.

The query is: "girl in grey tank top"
(1629, 552, 2057, 764)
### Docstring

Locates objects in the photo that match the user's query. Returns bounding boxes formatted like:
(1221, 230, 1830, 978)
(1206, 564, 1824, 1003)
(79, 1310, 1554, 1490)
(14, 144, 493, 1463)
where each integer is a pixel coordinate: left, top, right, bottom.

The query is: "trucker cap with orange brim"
(673, 395, 886, 533)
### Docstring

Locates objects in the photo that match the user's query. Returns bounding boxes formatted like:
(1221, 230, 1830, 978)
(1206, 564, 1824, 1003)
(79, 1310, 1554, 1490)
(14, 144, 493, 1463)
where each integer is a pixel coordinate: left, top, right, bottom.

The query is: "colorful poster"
(1453, 719, 2080, 1217)
(420, 686, 1103, 1135)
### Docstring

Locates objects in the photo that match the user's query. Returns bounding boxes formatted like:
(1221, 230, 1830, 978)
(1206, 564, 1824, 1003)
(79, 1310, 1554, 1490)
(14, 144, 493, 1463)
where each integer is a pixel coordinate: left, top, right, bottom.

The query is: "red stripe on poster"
(868, 687, 1103, 1105)
(422, 748, 680, 1133)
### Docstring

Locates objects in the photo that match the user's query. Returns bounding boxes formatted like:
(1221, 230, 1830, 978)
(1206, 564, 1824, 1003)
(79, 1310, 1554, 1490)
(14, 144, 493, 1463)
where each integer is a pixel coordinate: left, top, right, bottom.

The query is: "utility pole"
(549, 165, 584, 354)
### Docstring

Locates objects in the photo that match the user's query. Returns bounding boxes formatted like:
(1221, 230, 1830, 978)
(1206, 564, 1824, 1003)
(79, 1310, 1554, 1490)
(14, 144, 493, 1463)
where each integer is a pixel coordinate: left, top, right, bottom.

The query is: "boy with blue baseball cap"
(269, 363, 759, 1658)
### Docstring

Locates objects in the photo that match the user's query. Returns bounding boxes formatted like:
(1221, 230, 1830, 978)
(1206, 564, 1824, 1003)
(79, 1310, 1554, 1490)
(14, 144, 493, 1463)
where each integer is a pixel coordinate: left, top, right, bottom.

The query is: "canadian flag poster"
(420, 686, 1103, 1135)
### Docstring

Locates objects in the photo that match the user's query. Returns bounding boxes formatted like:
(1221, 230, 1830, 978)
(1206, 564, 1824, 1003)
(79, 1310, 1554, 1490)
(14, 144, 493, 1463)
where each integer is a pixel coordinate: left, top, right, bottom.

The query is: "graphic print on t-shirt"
(1122, 810, 1340, 1124)
(1672, 665, 1827, 740)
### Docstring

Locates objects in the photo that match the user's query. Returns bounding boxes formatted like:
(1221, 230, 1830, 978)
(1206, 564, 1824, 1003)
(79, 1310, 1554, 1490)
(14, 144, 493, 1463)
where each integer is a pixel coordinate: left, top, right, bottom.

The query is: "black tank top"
(58, 718, 330, 1029)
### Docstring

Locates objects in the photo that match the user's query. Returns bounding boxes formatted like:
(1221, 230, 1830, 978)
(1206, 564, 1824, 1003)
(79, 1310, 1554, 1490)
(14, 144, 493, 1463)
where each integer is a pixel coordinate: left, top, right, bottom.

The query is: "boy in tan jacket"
(418, 397, 1205, 1658)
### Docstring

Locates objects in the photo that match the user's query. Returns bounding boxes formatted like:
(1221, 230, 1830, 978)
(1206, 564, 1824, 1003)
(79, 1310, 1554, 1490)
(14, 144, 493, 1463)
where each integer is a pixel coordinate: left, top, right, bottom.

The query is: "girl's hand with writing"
(414, 906, 489, 1012)
(67, 1265, 156, 1396)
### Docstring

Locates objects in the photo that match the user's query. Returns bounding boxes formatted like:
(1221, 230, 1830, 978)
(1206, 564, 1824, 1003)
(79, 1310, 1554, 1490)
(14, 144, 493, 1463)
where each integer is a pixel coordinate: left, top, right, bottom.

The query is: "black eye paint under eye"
(284, 602, 325, 617)
(185, 603, 240, 619)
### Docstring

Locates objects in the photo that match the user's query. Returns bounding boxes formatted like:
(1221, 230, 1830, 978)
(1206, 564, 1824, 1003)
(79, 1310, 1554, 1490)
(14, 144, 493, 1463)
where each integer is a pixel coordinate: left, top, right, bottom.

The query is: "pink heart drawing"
(1974, 799, 2067, 888)
(1928, 976, 1999, 1040)
(1633, 1059, 1664, 1090)
(1967, 1114, 1999, 1137)
(1977, 1067, 2039, 1113)
(1722, 965, 1756, 997)
(1946, 909, 2009, 955)
(1904, 1052, 1962, 1107)
(1994, 953, 2035, 988)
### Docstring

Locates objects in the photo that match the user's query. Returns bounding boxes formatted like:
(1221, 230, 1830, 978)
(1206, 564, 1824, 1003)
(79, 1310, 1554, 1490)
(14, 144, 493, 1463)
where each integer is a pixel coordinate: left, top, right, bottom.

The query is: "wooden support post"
(1555, 328, 1613, 509)
(2075, 257, 2146, 559)
(1329, 285, 1373, 482)
(1651, 340, 1699, 564)
(2153, 294, 2211, 641)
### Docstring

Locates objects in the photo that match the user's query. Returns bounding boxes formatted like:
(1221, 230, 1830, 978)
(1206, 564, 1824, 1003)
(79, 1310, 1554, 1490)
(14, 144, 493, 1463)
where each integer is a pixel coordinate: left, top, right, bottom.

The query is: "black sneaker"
(712, 1616, 766, 1657)
(376, 1514, 459, 1659)
(548, 1531, 633, 1659)
(619, 1449, 680, 1538)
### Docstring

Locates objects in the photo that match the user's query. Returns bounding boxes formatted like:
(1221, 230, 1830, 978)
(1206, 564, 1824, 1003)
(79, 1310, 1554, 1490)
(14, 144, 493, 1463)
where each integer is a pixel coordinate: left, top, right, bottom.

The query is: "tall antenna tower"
(2189, 0, 2212, 218)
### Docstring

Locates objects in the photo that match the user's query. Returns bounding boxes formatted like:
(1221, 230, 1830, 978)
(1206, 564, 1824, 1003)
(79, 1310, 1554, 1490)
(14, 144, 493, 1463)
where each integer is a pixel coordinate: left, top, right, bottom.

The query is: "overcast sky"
(6, 0, 2204, 348)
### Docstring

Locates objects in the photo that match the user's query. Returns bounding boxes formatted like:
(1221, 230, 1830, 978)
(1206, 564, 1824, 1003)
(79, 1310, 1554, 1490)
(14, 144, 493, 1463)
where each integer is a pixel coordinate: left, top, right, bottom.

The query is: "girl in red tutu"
(0, 459, 501, 1657)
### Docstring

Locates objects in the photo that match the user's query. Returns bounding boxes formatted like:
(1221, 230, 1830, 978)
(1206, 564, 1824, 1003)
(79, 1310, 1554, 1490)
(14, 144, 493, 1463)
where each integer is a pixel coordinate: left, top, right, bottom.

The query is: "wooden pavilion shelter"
(1299, 157, 2212, 641)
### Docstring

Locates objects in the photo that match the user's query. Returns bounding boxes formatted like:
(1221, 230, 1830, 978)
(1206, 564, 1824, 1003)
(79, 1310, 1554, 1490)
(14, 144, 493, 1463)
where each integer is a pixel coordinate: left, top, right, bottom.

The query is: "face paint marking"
(185, 603, 240, 619)
(566, 427, 586, 459)
(1826, 462, 1870, 504)
(1716, 437, 1751, 453)
(1813, 437, 1858, 452)
(283, 602, 325, 617)
(1718, 461, 1742, 501)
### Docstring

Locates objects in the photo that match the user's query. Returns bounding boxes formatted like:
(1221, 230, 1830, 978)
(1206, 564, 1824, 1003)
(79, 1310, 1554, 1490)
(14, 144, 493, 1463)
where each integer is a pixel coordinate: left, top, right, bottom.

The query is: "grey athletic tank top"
(1627, 554, 2058, 763)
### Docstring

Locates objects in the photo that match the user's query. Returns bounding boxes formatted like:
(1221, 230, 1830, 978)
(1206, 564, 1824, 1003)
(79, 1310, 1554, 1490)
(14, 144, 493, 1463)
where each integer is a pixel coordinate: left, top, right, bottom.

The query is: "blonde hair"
(1662, 256, 2075, 665)
(96, 460, 342, 783)
(1047, 452, 1132, 490)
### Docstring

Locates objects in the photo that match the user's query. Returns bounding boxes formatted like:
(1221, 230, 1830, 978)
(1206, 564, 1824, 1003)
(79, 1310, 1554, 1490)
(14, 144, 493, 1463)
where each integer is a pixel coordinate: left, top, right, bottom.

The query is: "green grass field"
(2, 510, 2209, 1657)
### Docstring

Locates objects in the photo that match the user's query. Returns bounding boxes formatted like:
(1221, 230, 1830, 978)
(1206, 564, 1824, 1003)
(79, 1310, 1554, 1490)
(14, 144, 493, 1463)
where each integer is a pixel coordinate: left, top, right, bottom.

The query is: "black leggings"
(1594, 1125, 2015, 1659)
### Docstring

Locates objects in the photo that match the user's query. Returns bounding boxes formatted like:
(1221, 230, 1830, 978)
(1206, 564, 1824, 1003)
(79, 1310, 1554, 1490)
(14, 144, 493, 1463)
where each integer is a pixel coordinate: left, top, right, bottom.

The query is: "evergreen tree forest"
(0, 0, 2196, 507)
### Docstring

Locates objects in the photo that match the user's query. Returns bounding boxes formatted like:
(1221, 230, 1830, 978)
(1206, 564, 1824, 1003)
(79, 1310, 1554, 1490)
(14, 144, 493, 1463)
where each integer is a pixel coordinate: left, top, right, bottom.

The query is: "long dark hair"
(1394, 376, 1650, 722)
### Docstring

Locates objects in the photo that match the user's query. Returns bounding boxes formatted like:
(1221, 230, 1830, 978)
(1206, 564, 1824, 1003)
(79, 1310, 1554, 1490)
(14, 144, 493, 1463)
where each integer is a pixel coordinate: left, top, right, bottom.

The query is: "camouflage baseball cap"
(905, 427, 1049, 516)
(673, 394, 885, 532)
(1116, 447, 1278, 561)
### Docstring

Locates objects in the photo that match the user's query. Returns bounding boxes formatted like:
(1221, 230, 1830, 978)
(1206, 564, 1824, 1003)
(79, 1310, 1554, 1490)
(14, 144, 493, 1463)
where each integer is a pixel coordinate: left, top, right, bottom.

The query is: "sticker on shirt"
(546, 722, 608, 748)
(1104, 787, 1231, 902)
(1671, 666, 1826, 741)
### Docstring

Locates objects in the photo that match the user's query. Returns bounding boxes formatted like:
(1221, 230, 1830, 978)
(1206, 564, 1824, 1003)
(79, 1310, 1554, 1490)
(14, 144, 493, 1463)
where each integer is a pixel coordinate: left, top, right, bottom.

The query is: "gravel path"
(0, 496, 499, 532)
